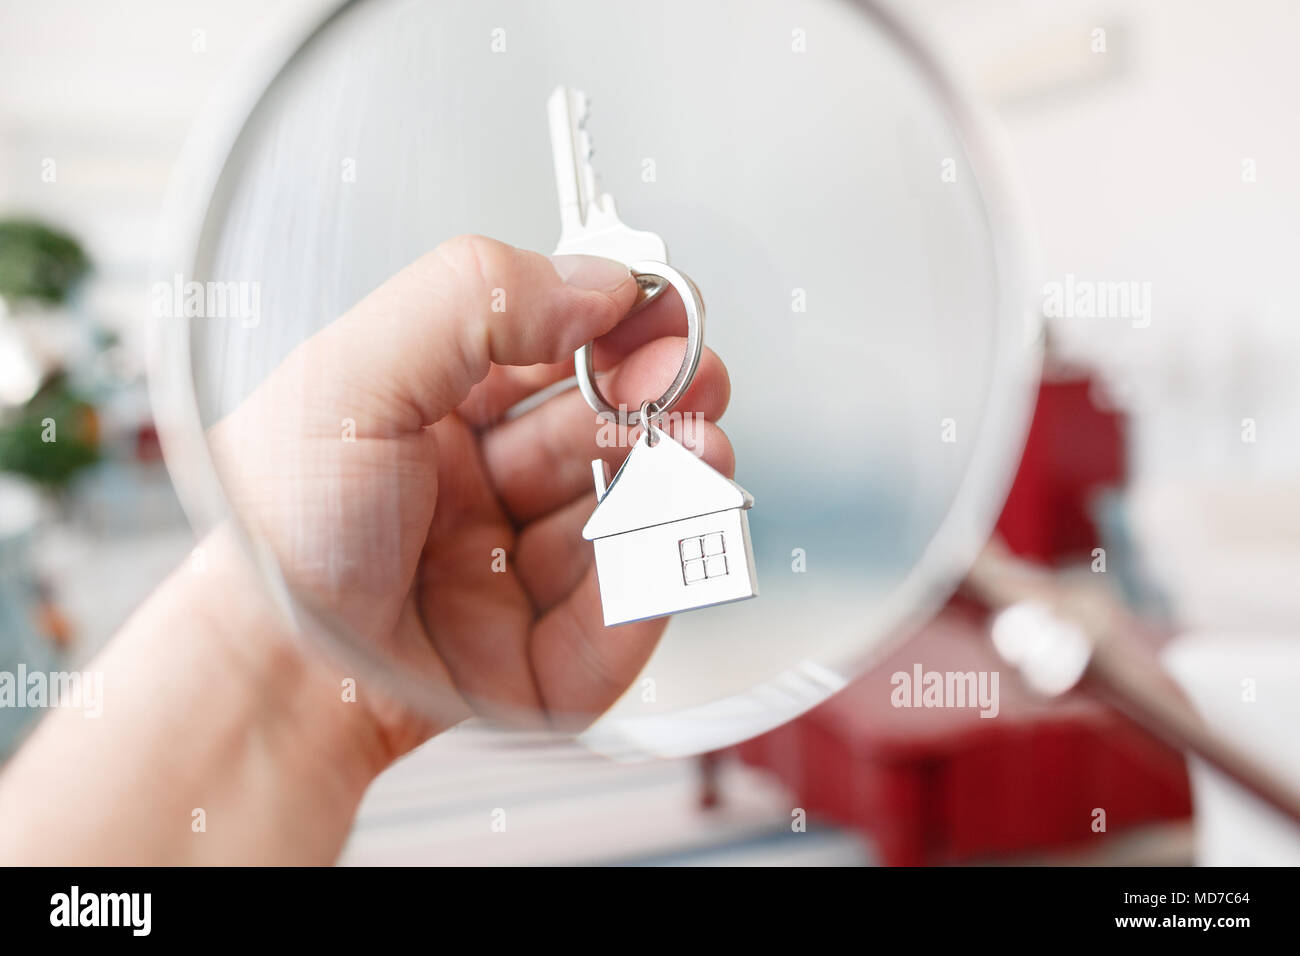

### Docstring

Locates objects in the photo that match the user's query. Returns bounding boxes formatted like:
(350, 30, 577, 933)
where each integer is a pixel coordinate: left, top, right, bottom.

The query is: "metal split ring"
(639, 400, 662, 445)
(575, 260, 704, 427)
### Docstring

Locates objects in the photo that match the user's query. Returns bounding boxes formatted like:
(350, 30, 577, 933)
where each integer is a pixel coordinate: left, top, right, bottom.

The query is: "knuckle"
(428, 234, 508, 294)
(422, 234, 509, 378)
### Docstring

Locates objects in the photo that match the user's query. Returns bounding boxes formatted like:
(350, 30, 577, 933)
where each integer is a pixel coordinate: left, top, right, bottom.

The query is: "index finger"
(455, 281, 692, 427)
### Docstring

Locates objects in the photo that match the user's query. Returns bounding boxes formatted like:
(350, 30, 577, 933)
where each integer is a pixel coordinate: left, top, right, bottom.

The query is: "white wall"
(924, 0, 1300, 481)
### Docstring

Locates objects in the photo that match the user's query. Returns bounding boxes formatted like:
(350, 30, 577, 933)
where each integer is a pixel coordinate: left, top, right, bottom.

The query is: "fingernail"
(550, 255, 632, 292)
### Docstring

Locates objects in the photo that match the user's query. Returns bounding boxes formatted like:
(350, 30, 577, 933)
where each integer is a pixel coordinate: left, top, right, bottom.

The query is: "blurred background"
(2, 0, 1299, 864)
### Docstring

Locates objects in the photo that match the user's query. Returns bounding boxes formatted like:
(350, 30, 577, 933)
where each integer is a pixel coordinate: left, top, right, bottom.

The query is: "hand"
(208, 236, 735, 762)
(0, 236, 736, 865)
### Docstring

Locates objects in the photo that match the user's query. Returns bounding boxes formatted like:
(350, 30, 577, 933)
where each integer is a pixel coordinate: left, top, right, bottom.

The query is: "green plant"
(0, 374, 100, 488)
(0, 219, 90, 306)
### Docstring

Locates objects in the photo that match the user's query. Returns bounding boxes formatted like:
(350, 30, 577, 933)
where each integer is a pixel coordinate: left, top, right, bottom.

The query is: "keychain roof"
(583, 428, 754, 541)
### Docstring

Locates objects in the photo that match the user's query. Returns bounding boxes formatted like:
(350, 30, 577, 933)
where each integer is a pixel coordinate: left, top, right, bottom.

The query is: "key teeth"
(552, 86, 615, 228)
(574, 115, 599, 208)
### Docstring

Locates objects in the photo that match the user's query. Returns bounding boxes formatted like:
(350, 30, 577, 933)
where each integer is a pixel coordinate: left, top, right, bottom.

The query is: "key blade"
(546, 86, 669, 269)
(547, 86, 598, 235)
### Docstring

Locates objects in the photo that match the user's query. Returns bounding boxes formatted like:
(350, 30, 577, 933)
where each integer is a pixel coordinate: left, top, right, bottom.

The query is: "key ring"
(639, 399, 662, 445)
(575, 260, 705, 427)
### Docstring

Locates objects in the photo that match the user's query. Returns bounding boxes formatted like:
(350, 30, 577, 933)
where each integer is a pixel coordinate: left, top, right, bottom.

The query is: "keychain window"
(679, 532, 728, 584)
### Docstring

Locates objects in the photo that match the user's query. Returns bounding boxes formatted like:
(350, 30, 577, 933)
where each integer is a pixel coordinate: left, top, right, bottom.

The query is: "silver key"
(547, 86, 667, 305)
(545, 86, 760, 627)
(547, 85, 702, 426)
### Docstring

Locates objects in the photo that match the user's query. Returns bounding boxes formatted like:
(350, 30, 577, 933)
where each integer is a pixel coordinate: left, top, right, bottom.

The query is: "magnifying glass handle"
(965, 541, 1300, 828)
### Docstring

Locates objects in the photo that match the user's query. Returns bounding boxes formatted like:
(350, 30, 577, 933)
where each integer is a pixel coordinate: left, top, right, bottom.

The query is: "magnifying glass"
(150, 0, 1041, 759)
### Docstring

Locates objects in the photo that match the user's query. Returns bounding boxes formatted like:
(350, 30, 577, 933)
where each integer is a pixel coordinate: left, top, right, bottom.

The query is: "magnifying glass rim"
(148, 0, 1043, 760)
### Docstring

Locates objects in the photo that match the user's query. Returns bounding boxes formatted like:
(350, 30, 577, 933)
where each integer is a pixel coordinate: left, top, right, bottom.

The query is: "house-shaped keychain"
(583, 427, 758, 626)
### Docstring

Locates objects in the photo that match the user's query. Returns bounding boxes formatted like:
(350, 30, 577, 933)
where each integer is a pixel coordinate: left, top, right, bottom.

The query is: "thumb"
(303, 235, 636, 435)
